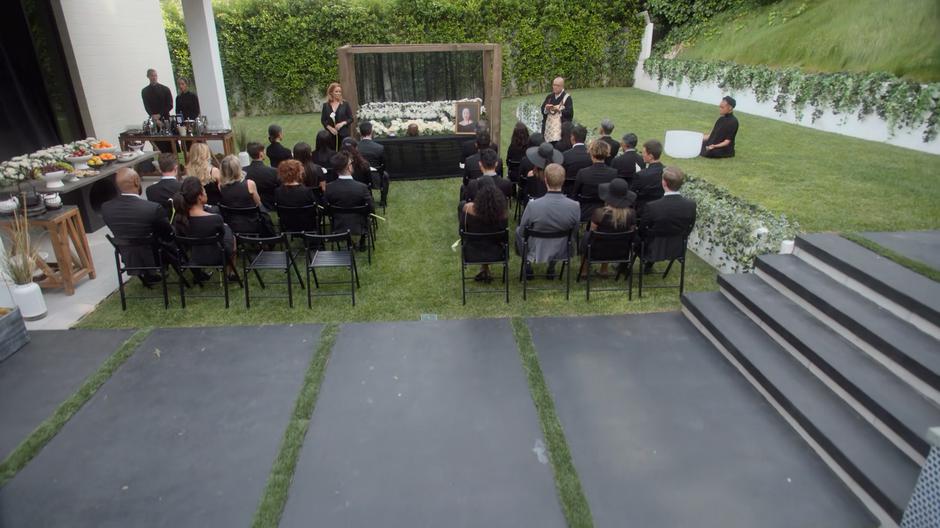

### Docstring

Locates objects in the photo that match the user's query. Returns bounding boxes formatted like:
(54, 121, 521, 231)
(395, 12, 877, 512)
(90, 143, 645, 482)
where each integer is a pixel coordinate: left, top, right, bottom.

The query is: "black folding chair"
(459, 229, 510, 305)
(176, 232, 239, 308)
(329, 205, 375, 264)
(106, 234, 173, 310)
(277, 203, 319, 236)
(303, 231, 359, 307)
(219, 204, 263, 235)
(579, 230, 636, 301)
(519, 227, 574, 301)
(637, 229, 690, 298)
(237, 233, 302, 308)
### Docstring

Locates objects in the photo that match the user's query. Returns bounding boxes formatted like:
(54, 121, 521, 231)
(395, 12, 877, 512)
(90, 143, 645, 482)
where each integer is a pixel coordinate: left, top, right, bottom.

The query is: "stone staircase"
(682, 233, 940, 526)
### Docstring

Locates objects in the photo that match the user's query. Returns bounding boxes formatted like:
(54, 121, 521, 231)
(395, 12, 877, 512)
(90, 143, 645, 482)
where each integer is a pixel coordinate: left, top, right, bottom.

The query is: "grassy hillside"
(673, 0, 940, 82)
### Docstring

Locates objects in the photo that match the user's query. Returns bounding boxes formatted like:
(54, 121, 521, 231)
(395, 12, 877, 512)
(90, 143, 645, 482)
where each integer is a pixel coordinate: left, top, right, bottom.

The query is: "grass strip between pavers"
(511, 318, 594, 528)
(0, 327, 152, 486)
(843, 232, 940, 283)
(251, 323, 339, 528)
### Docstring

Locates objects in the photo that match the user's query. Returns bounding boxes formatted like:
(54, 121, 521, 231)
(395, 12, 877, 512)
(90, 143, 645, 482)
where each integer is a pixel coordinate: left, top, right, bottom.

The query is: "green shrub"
(162, 0, 645, 116)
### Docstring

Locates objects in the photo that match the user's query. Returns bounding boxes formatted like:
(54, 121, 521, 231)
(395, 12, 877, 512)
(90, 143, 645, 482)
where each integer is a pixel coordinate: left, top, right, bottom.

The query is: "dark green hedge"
(163, 0, 644, 115)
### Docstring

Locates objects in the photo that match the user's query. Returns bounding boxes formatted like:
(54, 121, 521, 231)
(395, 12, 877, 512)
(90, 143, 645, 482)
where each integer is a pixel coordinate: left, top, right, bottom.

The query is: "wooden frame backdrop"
(337, 43, 502, 145)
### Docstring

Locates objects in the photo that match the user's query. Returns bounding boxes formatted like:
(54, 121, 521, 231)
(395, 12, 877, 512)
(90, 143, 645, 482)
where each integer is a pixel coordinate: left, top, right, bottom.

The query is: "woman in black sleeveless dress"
(458, 178, 508, 282)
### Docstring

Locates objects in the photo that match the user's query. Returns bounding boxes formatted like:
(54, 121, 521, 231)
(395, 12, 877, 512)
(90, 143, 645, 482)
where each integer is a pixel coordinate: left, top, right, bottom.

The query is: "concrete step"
(719, 273, 940, 460)
(682, 291, 918, 524)
(755, 254, 940, 399)
(794, 234, 940, 337)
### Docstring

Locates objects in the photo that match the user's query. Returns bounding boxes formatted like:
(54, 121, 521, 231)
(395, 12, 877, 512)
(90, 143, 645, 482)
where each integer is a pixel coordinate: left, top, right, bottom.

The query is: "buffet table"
(2, 152, 158, 233)
(376, 135, 469, 180)
(119, 130, 235, 162)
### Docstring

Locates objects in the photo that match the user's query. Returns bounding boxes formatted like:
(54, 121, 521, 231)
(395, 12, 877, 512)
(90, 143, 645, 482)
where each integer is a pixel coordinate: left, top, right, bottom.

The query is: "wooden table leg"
(46, 220, 75, 295)
(67, 214, 95, 280)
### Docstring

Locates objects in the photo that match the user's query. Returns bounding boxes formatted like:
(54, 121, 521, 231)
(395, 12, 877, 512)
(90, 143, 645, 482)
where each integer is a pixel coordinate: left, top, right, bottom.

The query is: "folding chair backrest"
(459, 229, 508, 264)
(106, 233, 163, 270)
(219, 204, 262, 235)
(277, 204, 319, 234)
(176, 232, 226, 267)
(303, 230, 353, 250)
(587, 229, 635, 261)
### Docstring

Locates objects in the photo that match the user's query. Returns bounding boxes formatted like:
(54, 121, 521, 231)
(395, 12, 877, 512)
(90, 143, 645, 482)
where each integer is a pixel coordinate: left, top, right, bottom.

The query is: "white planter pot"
(11, 282, 46, 320)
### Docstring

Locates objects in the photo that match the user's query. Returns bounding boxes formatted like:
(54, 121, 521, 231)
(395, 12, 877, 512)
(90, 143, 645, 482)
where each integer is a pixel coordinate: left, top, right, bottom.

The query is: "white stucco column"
(181, 0, 230, 131)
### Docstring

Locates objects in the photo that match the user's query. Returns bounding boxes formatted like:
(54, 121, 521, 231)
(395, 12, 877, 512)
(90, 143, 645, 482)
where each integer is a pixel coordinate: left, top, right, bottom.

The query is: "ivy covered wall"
(163, 0, 644, 116)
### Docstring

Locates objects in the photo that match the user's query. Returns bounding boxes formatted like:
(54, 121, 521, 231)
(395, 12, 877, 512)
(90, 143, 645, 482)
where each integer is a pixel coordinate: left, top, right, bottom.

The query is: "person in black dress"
(266, 124, 293, 168)
(141, 68, 174, 153)
(341, 138, 373, 186)
(555, 121, 574, 153)
(172, 176, 238, 281)
(506, 122, 530, 183)
(580, 177, 636, 278)
(275, 159, 318, 207)
(701, 96, 740, 158)
(292, 142, 325, 197)
(459, 177, 508, 282)
(218, 154, 271, 235)
(314, 129, 336, 180)
(321, 82, 354, 151)
(175, 77, 200, 120)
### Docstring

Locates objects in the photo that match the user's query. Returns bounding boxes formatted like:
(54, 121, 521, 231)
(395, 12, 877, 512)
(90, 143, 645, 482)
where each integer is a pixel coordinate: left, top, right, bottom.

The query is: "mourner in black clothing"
(172, 176, 238, 280)
(555, 121, 574, 153)
(612, 132, 646, 185)
(341, 138, 373, 187)
(102, 168, 174, 286)
(175, 77, 200, 120)
(639, 166, 697, 272)
(463, 131, 503, 185)
(266, 124, 293, 168)
(598, 119, 620, 165)
(292, 142, 325, 195)
(321, 82, 354, 150)
(579, 177, 637, 278)
(459, 177, 509, 282)
(275, 159, 318, 208)
(701, 96, 740, 158)
(541, 77, 574, 144)
(506, 122, 530, 182)
(522, 140, 563, 201)
(633, 139, 666, 214)
(245, 142, 280, 210)
(571, 140, 618, 221)
(313, 129, 336, 176)
(562, 124, 591, 193)
(357, 121, 390, 206)
(323, 151, 374, 249)
(146, 153, 181, 217)
(460, 149, 513, 202)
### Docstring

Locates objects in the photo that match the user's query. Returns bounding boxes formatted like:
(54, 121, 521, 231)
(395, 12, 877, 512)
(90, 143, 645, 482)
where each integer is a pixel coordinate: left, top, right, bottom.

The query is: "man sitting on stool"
(102, 168, 175, 286)
(638, 166, 697, 273)
(357, 121, 390, 207)
(701, 96, 739, 158)
(516, 163, 580, 280)
(324, 151, 374, 251)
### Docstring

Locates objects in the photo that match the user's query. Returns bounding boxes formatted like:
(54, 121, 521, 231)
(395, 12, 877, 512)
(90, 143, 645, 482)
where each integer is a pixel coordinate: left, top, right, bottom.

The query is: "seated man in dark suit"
(460, 149, 513, 202)
(460, 124, 497, 163)
(245, 142, 280, 211)
(639, 166, 697, 272)
(145, 153, 181, 217)
(265, 124, 293, 168)
(701, 96, 739, 158)
(102, 168, 174, 286)
(598, 119, 619, 165)
(632, 139, 666, 214)
(515, 163, 580, 279)
(570, 140, 618, 222)
(463, 130, 503, 185)
(356, 121, 390, 207)
(562, 124, 591, 194)
(323, 151, 374, 251)
(611, 132, 645, 185)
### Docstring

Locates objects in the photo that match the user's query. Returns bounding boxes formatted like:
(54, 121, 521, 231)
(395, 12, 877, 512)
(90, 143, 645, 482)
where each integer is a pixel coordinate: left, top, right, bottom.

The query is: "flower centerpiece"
(358, 99, 485, 137)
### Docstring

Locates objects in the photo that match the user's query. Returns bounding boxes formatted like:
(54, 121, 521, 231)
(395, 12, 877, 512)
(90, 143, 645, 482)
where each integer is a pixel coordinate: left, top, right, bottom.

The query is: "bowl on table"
(116, 152, 137, 163)
(65, 154, 92, 169)
(41, 170, 67, 189)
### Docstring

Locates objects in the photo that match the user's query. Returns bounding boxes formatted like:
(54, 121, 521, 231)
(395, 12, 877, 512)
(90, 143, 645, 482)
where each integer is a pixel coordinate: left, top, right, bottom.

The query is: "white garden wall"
(631, 16, 940, 156)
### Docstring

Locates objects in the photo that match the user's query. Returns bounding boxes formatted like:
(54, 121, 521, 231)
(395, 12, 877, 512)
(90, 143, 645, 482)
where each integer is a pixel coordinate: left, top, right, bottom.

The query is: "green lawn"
(674, 0, 940, 82)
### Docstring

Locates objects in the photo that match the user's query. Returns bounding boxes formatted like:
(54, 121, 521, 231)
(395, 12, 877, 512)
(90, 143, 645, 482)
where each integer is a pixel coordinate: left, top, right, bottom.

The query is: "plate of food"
(92, 140, 119, 155)
(87, 155, 104, 168)
(65, 147, 93, 168)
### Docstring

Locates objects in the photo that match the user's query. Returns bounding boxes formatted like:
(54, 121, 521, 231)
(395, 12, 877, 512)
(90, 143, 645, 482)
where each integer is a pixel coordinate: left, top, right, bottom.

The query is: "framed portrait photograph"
(454, 100, 481, 135)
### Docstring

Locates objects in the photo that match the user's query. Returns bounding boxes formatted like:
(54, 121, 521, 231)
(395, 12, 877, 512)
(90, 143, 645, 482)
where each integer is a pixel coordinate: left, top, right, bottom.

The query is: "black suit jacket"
(611, 149, 646, 185)
(599, 136, 620, 165)
(245, 160, 280, 210)
(358, 138, 385, 171)
(562, 144, 592, 191)
(266, 142, 292, 168)
(324, 177, 374, 235)
(639, 194, 697, 261)
(571, 163, 618, 221)
(460, 174, 514, 202)
(463, 153, 504, 185)
(102, 195, 173, 270)
(145, 177, 180, 216)
(632, 162, 665, 213)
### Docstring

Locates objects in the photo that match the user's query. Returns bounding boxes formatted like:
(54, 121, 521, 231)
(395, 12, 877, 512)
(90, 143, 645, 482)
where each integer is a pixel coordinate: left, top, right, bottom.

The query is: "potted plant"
(0, 200, 47, 320)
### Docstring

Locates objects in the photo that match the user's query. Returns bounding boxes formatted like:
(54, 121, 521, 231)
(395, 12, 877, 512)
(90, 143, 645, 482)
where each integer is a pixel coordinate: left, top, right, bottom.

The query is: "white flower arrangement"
(359, 99, 484, 137)
(1, 137, 98, 186)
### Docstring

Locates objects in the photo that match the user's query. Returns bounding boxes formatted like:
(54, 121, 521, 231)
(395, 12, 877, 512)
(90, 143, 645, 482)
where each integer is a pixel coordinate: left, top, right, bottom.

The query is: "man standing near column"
(541, 77, 574, 145)
(175, 77, 201, 121)
(141, 68, 174, 153)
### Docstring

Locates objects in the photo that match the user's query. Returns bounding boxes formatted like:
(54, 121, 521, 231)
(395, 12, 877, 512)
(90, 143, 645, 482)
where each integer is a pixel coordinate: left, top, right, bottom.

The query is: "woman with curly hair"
(459, 177, 508, 282)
